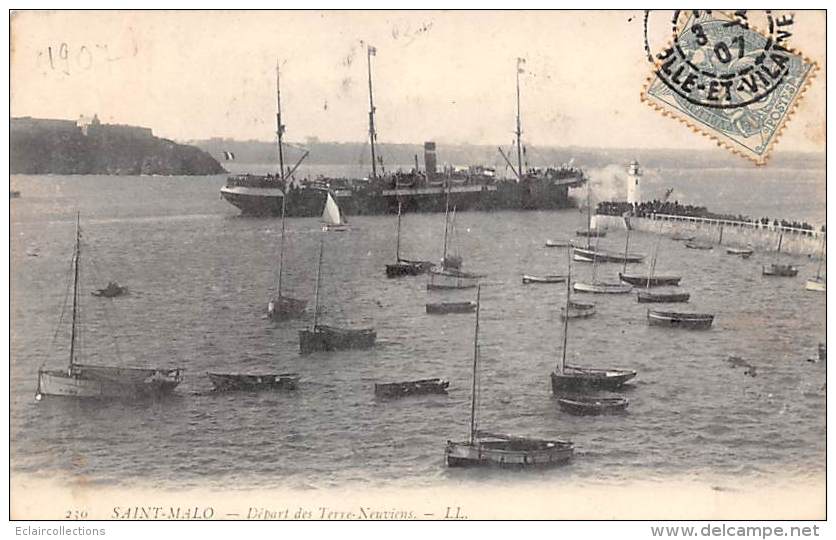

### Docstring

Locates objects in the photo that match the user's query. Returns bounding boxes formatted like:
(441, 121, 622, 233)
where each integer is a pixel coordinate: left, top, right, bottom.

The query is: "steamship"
(220, 142, 586, 217)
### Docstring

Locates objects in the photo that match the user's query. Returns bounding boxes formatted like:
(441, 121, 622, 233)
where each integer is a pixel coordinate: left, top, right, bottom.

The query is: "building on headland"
(626, 160, 641, 204)
(13, 115, 153, 139)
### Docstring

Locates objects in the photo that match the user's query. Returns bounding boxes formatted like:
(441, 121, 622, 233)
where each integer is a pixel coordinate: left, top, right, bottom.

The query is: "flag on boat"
(223, 151, 235, 160)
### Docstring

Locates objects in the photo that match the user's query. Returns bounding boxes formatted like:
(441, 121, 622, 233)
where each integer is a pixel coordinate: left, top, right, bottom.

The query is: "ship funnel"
(424, 142, 437, 181)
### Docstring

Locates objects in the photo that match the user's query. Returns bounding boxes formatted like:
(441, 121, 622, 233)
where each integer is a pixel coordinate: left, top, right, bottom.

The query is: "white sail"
(322, 193, 343, 226)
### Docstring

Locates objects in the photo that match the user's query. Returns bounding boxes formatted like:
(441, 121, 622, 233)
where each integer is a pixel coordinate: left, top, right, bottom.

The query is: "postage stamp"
(642, 10, 818, 164)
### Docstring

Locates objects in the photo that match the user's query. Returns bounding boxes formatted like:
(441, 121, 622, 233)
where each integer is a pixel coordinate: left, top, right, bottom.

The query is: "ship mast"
(68, 212, 81, 371)
(558, 249, 571, 374)
(276, 61, 288, 300)
(469, 285, 482, 445)
(395, 200, 402, 262)
(515, 57, 524, 181)
(312, 234, 324, 329)
(441, 182, 450, 265)
(367, 45, 378, 181)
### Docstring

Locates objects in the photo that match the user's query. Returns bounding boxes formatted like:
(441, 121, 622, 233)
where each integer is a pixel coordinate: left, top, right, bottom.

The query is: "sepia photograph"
(7, 8, 828, 524)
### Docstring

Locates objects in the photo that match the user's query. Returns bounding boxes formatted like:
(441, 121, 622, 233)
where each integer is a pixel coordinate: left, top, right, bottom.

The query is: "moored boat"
(618, 273, 681, 287)
(522, 274, 567, 284)
(386, 201, 434, 277)
(427, 188, 483, 290)
(637, 291, 690, 303)
(671, 233, 695, 242)
(375, 378, 449, 399)
(557, 396, 629, 415)
(207, 372, 299, 392)
(685, 241, 713, 250)
(575, 229, 607, 238)
(804, 237, 826, 291)
(426, 301, 477, 314)
(91, 281, 128, 298)
(726, 247, 754, 257)
(545, 239, 570, 248)
(573, 246, 644, 264)
(573, 281, 632, 294)
(762, 263, 798, 277)
(560, 300, 596, 319)
(646, 309, 714, 329)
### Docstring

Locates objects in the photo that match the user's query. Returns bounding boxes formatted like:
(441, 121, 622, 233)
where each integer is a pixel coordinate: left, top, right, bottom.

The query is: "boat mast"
(312, 234, 324, 328)
(68, 213, 81, 371)
(276, 61, 288, 300)
(367, 45, 378, 181)
(647, 189, 671, 286)
(395, 200, 402, 262)
(621, 225, 631, 274)
(586, 183, 592, 248)
(559, 249, 571, 374)
(441, 182, 450, 264)
(469, 285, 481, 445)
(515, 58, 524, 181)
(816, 235, 825, 279)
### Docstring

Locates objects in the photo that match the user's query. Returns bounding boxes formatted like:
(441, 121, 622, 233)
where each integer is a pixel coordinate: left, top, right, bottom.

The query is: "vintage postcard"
(8, 9, 826, 525)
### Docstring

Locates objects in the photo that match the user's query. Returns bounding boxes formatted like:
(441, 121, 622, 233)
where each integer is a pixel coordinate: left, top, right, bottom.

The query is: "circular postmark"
(644, 10, 796, 109)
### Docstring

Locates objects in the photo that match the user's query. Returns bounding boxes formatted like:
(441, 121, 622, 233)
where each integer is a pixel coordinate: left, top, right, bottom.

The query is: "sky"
(10, 10, 826, 152)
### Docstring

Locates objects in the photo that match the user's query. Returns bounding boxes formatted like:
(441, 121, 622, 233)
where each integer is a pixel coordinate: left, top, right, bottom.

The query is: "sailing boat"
(572, 188, 642, 264)
(427, 189, 483, 290)
(385, 201, 434, 277)
(36, 214, 183, 400)
(572, 237, 632, 294)
(321, 192, 349, 232)
(805, 235, 826, 291)
(299, 234, 376, 354)
(552, 250, 636, 392)
(762, 233, 799, 277)
(445, 285, 574, 468)
(268, 62, 307, 321)
(620, 191, 682, 288)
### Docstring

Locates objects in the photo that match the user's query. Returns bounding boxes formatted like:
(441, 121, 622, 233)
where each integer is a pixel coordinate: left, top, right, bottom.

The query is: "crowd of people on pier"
(597, 200, 824, 234)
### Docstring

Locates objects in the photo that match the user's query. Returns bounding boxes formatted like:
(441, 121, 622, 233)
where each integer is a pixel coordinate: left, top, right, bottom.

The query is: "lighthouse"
(626, 160, 641, 204)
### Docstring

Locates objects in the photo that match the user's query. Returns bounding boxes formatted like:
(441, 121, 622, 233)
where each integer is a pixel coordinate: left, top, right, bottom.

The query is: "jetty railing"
(646, 213, 825, 241)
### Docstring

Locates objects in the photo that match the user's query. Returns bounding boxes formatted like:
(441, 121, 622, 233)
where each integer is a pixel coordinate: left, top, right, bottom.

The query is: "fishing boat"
(91, 281, 128, 298)
(321, 192, 349, 232)
(646, 309, 714, 329)
(573, 247, 644, 264)
(374, 378, 449, 399)
(684, 241, 713, 250)
(620, 192, 683, 288)
(726, 246, 754, 257)
(207, 372, 299, 392)
(426, 301, 477, 314)
(557, 396, 629, 416)
(560, 300, 596, 319)
(267, 63, 308, 321)
(446, 283, 574, 468)
(551, 250, 636, 392)
(385, 201, 434, 277)
(573, 281, 632, 294)
(299, 235, 376, 354)
(762, 263, 798, 277)
(805, 237, 826, 291)
(522, 274, 567, 284)
(427, 193, 483, 290)
(545, 239, 570, 248)
(36, 215, 183, 400)
(637, 291, 690, 303)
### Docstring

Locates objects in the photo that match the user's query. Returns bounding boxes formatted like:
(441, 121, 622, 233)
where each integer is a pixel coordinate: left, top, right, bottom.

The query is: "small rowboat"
(299, 325, 376, 354)
(573, 281, 632, 294)
(91, 282, 128, 298)
(618, 272, 681, 287)
(573, 246, 644, 264)
(637, 291, 690, 303)
(386, 259, 434, 277)
(805, 276, 826, 292)
(671, 233, 696, 242)
(545, 240, 570, 248)
(726, 247, 753, 257)
(557, 396, 629, 415)
(647, 309, 714, 329)
(207, 372, 299, 392)
(426, 301, 477, 314)
(522, 274, 567, 284)
(575, 229, 607, 238)
(446, 431, 574, 468)
(375, 378, 449, 399)
(551, 366, 637, 392)
(684, 241, 713, 250)
(762, 263, 798, 277)
(560, 300, 596, 319)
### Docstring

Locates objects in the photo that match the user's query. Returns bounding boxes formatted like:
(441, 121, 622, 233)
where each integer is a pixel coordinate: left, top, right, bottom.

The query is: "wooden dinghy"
(545, 239, 570, 248)
(550, 366, 636, 392)
(557, 396, 629, 415)
(726, 247, 754, 257)
(618, 272, 681, 287)
(446, 431, 574, 468)
(647, 309, 714, 329)
(386, 259, 434, 277)
(637, 291, 690, 303)
(207, 372, 299, 392)
(91, 282, 128, 298)
(573, 281, 632, 294)
(522, 274, 567, 284)
(299, 324, 376, 354)
(374, 378, 449, 399)
(573, 246, 644, 264)
(684, 241, 713, 250)
(426, 301, 477, 314)
(560, 300, 596, 319)
(762, 263, 798, 277)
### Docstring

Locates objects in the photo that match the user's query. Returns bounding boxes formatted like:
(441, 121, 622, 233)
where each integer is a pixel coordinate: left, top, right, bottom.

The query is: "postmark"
(641, 10, 817, 164)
